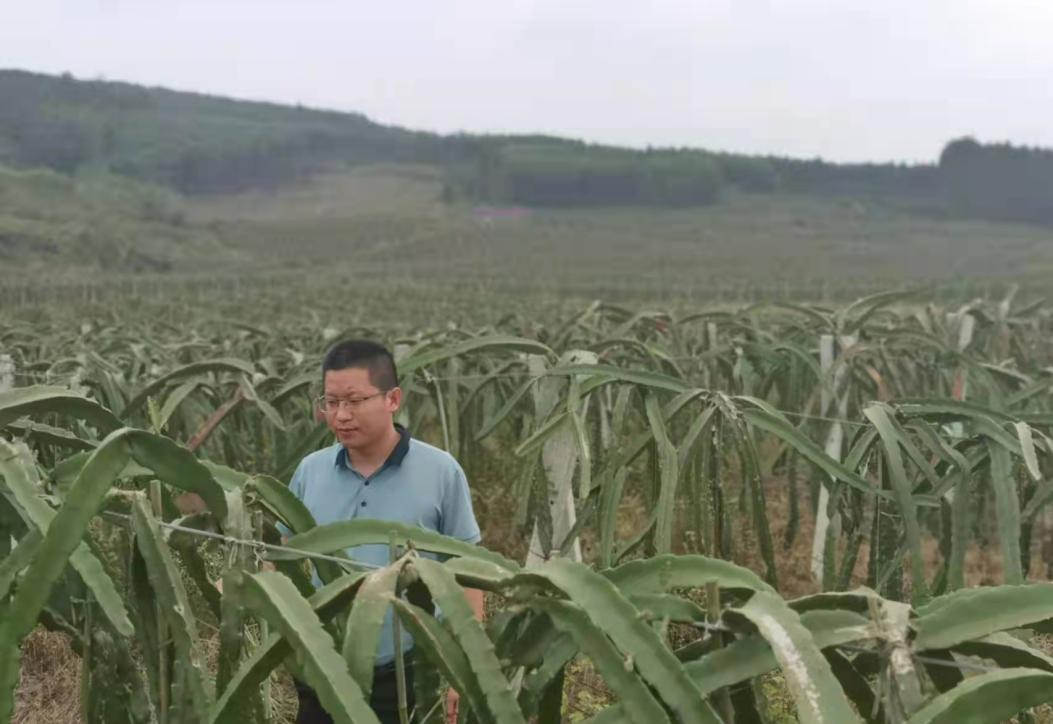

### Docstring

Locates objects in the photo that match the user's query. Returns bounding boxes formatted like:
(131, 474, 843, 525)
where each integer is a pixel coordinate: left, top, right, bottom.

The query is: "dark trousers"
(295, 663, 416, 724)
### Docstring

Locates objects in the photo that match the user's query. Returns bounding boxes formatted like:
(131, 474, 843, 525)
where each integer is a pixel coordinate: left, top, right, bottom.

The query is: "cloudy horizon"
(5, 0, 1052, 164)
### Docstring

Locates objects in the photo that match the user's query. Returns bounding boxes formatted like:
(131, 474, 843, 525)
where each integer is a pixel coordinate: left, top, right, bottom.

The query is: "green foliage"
(485, 144, 724, 207)
(0, 163, 226, 271)
(0, 69, 438, 195)
(8, 68, 1049, 225)
(768, 155, 939, 199)
(940, 137, 1053, 225)
(4, 291, 1053, 721)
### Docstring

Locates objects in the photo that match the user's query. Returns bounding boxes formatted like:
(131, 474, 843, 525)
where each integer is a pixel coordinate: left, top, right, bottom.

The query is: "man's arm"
(259, 534, 290, 573)
(465, 586, 485, 620)
(259, 536, 288, 573)
(440, 466, 486, 610)
(446, 586, 484, 722)
(442, 464, 486, 722)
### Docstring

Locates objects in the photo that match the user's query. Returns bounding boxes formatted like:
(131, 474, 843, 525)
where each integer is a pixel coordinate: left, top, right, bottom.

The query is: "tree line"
(940, 137, 1053, 225)
(1, 70, 1051, 225)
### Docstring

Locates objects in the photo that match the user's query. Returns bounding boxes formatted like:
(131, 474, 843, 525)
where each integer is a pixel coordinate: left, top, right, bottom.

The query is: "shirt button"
(361, 501, 367, 507)
(364, 481, 370, 486)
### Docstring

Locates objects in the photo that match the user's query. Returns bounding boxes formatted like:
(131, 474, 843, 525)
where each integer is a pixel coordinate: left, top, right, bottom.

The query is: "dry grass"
(185, 165, 1053, 296)
(563, 657, 615, 721)
(198, 626, 299, 724)
(14, 628, 81, 724)
(13, 622, 301, 723)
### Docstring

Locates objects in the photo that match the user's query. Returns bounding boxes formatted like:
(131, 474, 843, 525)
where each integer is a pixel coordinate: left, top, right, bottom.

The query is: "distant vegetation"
(185, 168, 1053, 304)
(2, 68, 1051, 225)
(940, 137, 1053, 225)
(0, 69, 450, 193)
(447, 140, 941, 207)
(446, 142, 726, 207)
(0, 164, 228, 271)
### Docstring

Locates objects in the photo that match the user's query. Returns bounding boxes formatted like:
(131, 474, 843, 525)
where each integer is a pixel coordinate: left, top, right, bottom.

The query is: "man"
(286, 339, 484, 723)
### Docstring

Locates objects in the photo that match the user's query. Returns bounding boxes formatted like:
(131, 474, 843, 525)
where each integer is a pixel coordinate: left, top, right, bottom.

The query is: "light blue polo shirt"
(286, 425, 481, 666)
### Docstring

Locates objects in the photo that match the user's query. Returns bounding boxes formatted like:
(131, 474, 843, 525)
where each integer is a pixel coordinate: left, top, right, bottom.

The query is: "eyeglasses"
(316, 392, 387, 413)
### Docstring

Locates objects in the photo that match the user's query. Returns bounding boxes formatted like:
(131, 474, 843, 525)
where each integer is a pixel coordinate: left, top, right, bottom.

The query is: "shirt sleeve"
(440, 462, 482, 544)
(275, 460, 307, 539)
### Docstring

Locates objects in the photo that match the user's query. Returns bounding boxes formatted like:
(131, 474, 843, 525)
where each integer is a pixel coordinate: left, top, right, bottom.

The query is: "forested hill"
(0, 69, 449, 193)
(2, 69, 1052, 224)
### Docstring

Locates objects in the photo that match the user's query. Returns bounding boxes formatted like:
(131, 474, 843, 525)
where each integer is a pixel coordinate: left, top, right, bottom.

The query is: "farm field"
(188, 164, 1053, 301)
(5, 285, 1053, 722)
(7, 28, 1053, 724)
(8, 162, 1053, 305)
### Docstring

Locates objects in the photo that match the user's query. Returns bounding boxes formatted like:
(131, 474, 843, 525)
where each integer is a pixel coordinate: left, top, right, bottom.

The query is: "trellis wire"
(96, 511, 1006, 676)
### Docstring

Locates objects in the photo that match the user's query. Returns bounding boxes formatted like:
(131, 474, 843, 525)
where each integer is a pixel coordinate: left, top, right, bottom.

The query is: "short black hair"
(322, 339, 399, 391)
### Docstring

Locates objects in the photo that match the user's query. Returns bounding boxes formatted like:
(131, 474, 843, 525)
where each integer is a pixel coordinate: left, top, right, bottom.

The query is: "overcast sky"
(4, 0, 1052, 162)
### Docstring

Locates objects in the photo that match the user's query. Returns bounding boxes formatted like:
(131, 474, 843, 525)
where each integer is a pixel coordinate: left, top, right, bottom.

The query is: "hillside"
(0, 69, 945, 207)
(3, 155, 1050, 292)
(0, 165, 232, 273)
(3, 68, 1053, 287)
(0, 69, 445, 194)
(187, 165, 1053, 300)
(5, 69, 1052, 227)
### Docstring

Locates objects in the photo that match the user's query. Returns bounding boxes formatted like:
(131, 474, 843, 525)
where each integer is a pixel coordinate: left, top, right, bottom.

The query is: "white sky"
(4, 0, 1052, 162)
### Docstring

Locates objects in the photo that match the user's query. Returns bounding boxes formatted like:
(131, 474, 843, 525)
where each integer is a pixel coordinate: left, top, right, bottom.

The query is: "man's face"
(321, 367, 401, 452)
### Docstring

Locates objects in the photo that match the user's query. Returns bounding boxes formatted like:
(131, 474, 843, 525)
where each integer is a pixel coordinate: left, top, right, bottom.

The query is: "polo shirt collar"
(334, 423, 411, 471)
